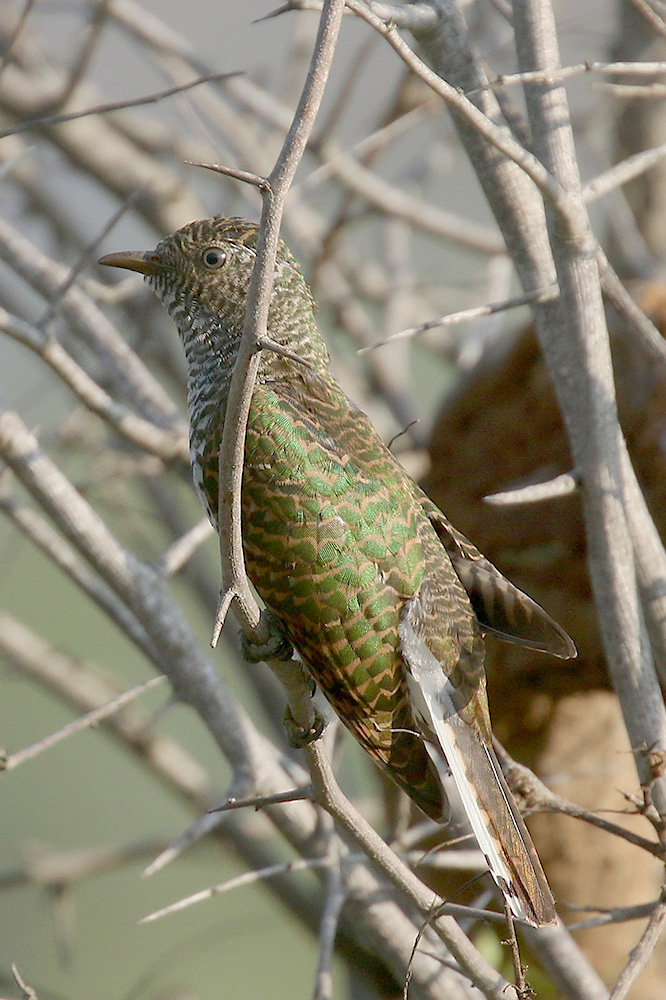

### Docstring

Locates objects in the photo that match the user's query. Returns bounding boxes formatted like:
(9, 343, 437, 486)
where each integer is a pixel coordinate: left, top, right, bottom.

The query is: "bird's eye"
(202, 248, 227, 269)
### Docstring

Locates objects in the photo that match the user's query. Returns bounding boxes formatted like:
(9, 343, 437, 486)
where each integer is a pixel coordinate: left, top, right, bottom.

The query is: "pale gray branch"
(608, 888, 666, 1000)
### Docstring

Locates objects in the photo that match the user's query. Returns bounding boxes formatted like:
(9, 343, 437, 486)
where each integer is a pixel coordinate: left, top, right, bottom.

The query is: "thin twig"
(0, 838, 180, 891)
(0, 495, 158, 659)
(304, 739, 515, 998)
(153, 518, 214, 577)
(503, 900, 529, 998)
(629, 0, 666, 39)
(0, 0, 37, 79)
(140, 856, 329, 923)
(0, 216, 181, 424)
(566, 898, 660, 931)
(37, 191, 143, 331)
(473, 59, 666, 96)
(313, 818, 346, 1000)
(2, 676, 166, 772)
(596, 247, 666, 367)
(495, 744, 665, 859)
(11, 964, 39, 1000)
(584, 140, 666, 205)
(608, 887, 666, 1000)
(600, 81, 666, 97)
(307, 136, 506, 254)
(511, 0, 666, 821)
(208, 787, 313, 813)
(359, 284, 558, 352)
(345, 0, 571, 217)
(0, 72, 241, 138)
(186, 160, 271, 191)
(0, 307, 189, 463)
(211, 0, 345, 752)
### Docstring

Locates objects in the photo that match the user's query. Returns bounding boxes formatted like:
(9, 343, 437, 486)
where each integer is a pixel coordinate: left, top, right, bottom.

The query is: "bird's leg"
(239, 609, 294, 663)
(278, 655, 326, 748)
(239, 610, 326, 747)
(283, 703, 327, 748)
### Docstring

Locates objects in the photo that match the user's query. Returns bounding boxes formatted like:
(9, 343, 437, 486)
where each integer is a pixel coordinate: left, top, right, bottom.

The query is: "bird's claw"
(240, 611, 294, 663)
(283, 706, 326, 748)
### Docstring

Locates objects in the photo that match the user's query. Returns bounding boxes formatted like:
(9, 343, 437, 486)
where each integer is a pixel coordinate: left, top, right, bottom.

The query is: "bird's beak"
(98, 250, 161, 275)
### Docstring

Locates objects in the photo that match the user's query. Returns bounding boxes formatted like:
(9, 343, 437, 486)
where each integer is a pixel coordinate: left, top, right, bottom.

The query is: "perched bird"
(100, 217, 576, 926)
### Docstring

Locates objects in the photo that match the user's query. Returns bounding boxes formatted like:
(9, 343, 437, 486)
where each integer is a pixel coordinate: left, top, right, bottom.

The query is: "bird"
(100, 216, 576, 926)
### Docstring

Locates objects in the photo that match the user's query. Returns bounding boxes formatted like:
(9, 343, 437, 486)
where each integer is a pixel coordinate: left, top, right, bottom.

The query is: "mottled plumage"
(100, 217, 576, 926)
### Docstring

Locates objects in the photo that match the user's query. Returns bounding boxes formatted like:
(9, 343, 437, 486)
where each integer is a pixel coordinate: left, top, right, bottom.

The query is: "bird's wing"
(419, 495, 577, 659)
(243, 378, 453, 819)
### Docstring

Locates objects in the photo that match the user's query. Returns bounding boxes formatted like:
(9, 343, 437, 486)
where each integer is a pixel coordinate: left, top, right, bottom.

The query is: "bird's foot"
(240, 611, 294, 663)
(283, 705, 326, 748)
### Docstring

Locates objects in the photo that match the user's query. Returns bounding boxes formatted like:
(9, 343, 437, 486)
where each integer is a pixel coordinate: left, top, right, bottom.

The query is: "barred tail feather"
(426, 715, 555, 926)
(400, 621, 556, 926)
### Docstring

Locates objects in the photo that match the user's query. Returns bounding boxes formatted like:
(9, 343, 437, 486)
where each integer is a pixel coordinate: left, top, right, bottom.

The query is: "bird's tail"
(402, 630, 556, 926)
(426, 713, 556, 926)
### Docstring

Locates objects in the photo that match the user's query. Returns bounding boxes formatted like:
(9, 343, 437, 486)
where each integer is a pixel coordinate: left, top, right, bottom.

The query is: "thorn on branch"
(253, 3, 296, 23)
(255, 336, 315, 369)
(186, 160, 271, 192)
(484, 470, 580, 506)
(211, 588, 236, 647)
(11, 963, 39, 1000)
(208, 786, 313, 813)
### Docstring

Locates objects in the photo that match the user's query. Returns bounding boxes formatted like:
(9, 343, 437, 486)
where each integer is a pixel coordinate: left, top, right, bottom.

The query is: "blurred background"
(2, 1, 666, 997)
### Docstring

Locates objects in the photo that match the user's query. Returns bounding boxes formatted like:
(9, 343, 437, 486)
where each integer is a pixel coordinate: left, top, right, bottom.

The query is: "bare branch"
(11, 964, 39, 1000)
(141, 856, 329, 924)
(496, 744, 665, 860)
(0, 0, 37, 80)
(186, 159, 271, 191)
(0, 71, 241, 138)
(0, 307, 189, 463)
(212, 2, 347, 750)
(0, 494, 158, 659)
(584, 140, 666, 204)
(304, 740, 515, 998)
(567, 899, 660, 931)
(209, 787, 313, 813)
(345, 0, 567, 212)
(2, 675, 166, 772)
(484, 471, 580, 506)
(511, 0, 666, 820)
(153, 518, 215, 577)
(0, 217, 181, 425)
(608, 887, 666, 1000)
(474, 60, 666, 95)
(596, 247, 666, 366)
(307, 137, 506, 254)
(503, 900, 529, 998)
(0, 838, 175, 891)
(629, 0, 666, 39)
(360, 285, 558, 352)
(313, 819, 345, 1000)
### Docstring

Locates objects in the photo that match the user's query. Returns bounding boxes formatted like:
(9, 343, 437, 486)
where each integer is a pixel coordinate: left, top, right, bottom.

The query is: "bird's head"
(99, 216, 324, 367)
